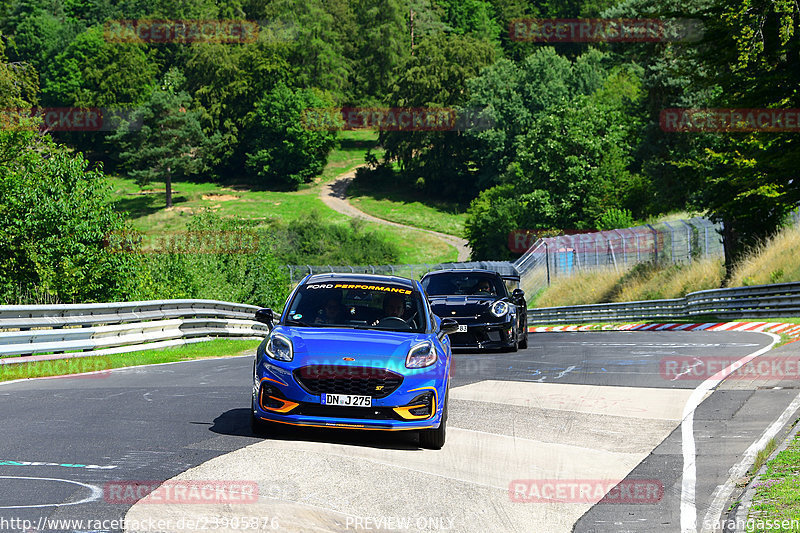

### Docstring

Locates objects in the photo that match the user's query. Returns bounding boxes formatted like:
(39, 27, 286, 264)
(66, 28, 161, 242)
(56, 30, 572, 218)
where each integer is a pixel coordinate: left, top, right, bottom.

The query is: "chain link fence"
(512, 218, 724, 299)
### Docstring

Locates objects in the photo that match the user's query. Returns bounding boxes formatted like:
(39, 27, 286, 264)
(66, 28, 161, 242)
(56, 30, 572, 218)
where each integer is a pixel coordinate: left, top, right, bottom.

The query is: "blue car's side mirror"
(255, 308, 274, 327)
(439, 318, 459, 336)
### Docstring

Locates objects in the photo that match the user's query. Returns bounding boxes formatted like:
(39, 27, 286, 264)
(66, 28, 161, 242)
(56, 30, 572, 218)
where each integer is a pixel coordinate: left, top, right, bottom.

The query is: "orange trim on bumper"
(258, 387, 299, 414)
(253, 417, 434, 431)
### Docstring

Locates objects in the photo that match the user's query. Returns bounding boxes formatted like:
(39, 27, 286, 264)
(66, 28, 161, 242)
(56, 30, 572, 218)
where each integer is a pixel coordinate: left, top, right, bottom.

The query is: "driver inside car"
(383, 293, 405, 319)
(371, 293, 406, 326)
(474, 280, 495, 295)
(315, 292, 344, 324)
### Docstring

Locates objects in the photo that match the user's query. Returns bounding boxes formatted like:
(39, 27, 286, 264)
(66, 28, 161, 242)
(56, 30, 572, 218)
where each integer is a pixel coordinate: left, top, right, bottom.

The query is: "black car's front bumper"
(448, 321, 516, 350)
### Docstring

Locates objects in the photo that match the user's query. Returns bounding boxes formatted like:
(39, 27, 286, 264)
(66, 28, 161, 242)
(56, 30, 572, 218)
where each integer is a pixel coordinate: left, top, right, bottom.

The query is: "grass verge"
(347, 178, 468, 237)
(106, 130, 456, 264)
(0, 338, 259, 382)
(747, 427, 800, 531)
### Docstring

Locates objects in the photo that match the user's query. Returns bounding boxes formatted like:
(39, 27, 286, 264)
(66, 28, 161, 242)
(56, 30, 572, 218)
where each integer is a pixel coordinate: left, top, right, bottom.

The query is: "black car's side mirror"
(439, 317, 460, 336)
(512, 289, 525, 300)
(255, 308, 274, 327)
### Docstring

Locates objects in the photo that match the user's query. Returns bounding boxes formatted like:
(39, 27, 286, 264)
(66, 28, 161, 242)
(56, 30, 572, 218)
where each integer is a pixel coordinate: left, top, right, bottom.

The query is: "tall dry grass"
(532, 223, 800, 308)
(613, 257, 725, 302)
(533, 258, 725, 308)
(728, 224, 800, 287)
(534, 268, 629, 308)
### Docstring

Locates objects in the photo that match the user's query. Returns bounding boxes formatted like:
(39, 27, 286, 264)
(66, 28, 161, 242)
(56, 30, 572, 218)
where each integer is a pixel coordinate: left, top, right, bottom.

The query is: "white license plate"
(457, 325, 468, 332)
(322, 394, 372, 407)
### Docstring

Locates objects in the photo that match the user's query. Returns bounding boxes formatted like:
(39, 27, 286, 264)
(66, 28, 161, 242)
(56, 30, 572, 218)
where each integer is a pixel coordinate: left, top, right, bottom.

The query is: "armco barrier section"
(527, 282, 800, 324)
(0, 299, 268, 359)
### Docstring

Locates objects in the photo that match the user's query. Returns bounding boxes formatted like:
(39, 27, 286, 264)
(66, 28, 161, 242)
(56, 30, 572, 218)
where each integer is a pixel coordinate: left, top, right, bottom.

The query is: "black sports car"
(420, 269, 528, 351)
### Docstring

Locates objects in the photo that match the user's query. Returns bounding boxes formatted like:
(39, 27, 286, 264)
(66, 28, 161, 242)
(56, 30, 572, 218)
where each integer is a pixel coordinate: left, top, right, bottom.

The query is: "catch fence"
(513, 218, 724, 299)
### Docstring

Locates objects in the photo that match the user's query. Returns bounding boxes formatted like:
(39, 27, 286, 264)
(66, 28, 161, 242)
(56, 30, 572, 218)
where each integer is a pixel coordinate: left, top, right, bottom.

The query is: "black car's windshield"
(421, 273, 508, 297)
(285, 281, 426, 332)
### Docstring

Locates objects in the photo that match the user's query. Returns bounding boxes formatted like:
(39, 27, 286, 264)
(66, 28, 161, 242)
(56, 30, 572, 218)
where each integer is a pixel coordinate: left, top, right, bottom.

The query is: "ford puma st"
(250, 273, 458, 449)
(420, 269, 528, 352)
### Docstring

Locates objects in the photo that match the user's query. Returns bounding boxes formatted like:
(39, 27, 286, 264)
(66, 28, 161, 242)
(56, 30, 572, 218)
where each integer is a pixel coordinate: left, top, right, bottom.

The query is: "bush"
(596, 208, 635, 231)
(270, 211, 400, 265)
(127, 213, 290, 309)
(0, 128, 139, 303)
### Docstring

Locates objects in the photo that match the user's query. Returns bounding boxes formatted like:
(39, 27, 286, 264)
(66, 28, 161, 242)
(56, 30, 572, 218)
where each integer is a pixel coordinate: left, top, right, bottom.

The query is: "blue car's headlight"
(490, 300, 509, 318)
(406, 341, 437, 369)
(266, 334, 293, 362)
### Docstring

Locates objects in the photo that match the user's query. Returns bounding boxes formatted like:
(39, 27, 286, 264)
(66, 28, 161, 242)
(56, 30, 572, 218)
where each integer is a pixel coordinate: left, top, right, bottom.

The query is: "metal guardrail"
(0, 299, 268, 359)
(527, 282, 800, 324)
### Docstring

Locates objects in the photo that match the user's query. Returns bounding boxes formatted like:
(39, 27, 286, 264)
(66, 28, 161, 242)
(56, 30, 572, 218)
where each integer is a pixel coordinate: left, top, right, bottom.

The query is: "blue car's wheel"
(419, 389, 448, 449)
(250, 397, 270, 436)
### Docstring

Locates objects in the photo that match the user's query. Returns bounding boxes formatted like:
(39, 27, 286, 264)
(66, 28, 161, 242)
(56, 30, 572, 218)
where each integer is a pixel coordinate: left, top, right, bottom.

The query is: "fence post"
(614, 230, 626, 265)
(545, 242, 551, 286)
(595, 235, 601, 267)
(646, 224, 658, 262)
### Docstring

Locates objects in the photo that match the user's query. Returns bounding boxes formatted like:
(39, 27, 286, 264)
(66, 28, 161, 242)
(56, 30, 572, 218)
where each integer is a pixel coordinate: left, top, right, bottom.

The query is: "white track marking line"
(680, 332, 780, 533)
(699, 391, 800, 533)
(0, 354, 253, 387)
(0, 476, 102, 509)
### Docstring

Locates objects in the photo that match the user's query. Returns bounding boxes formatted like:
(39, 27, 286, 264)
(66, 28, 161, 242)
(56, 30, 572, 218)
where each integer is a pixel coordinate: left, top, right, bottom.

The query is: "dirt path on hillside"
(320, 167, 471, 262)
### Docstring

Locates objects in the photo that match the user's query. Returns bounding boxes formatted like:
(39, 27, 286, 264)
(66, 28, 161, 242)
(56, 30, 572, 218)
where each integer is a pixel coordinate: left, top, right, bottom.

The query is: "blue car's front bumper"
(252, 359, 447, 431)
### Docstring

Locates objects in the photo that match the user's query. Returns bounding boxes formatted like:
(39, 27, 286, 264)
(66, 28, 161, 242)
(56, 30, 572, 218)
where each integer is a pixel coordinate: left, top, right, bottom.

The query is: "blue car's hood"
(273, 326, 430, 368)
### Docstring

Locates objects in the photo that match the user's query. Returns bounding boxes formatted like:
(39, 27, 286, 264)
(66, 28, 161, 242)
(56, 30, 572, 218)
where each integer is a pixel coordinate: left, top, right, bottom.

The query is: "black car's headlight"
(266, 334, 293, 362)
(490, 300, 510, 318)
(406, 341, 437, 369)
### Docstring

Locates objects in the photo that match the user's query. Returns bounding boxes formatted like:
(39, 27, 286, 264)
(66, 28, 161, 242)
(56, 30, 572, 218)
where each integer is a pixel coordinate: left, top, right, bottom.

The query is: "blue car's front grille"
(293, 365, 403, 399)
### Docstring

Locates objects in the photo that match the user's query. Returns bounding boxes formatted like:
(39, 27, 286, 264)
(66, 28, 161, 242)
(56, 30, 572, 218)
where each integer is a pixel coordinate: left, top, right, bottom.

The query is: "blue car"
(250, 273, 458, 449)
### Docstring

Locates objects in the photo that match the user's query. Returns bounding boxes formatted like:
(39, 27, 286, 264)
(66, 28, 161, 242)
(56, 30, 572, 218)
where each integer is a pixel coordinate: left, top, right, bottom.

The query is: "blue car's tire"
(250, 397, 271, 436)
(419, 389, 448, 449)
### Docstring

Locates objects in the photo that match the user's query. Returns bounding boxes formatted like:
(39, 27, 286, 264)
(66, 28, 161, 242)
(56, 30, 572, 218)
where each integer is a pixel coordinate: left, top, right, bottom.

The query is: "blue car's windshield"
(421, 273, 508, 297)
(285, 282, 426, 333)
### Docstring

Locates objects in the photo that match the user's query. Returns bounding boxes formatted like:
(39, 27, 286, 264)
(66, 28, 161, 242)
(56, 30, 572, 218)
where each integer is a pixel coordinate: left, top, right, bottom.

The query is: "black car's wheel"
(505, 326, 519, 352)
(519, 329, 528, 349)
(419, 390, 448, 449)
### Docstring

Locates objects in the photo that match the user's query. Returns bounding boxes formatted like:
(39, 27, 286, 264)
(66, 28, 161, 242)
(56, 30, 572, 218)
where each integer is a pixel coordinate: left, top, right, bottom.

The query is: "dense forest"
(1, 0, 798, 304)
